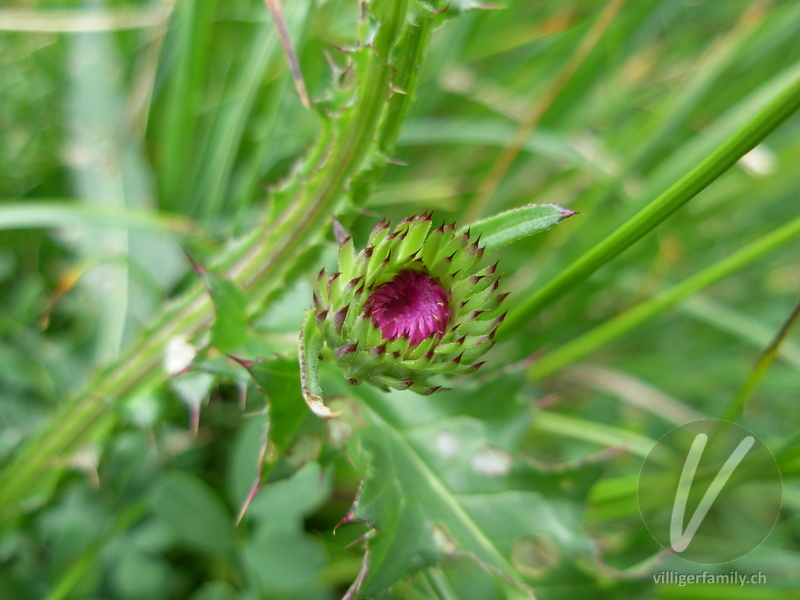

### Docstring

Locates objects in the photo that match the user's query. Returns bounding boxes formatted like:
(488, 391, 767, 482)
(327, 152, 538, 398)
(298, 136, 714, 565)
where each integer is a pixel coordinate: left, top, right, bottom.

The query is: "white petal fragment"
(164, 336, 196, 375)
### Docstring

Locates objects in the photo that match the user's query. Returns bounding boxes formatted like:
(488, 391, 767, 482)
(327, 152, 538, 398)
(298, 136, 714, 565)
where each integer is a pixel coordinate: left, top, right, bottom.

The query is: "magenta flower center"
(364, 270, 452, 346)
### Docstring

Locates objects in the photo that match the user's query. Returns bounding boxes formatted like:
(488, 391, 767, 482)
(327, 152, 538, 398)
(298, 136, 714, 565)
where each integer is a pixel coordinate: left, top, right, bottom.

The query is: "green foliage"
(464, 203, 579, 251)
(341, 375, 602, 597)
(205, 271, 250, 354)
(153, 470, 236, 551)
(1, 0, 799, 599)
(244, 356, 310, 465)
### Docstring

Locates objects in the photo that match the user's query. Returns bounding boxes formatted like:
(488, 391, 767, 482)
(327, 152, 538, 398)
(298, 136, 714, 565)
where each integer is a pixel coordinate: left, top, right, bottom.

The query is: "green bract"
(312, 214, 506, 396)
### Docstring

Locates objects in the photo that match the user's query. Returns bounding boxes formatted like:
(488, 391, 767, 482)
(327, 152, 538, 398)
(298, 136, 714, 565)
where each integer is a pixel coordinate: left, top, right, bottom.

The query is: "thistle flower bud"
(310, 214, 505, 395)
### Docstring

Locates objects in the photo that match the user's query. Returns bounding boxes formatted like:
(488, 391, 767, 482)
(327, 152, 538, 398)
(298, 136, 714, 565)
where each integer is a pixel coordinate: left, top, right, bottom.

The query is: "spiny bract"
(313, 214, 507, 395)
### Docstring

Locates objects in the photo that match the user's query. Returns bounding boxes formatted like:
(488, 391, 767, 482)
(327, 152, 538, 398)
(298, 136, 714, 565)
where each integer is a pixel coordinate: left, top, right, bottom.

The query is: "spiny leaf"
(463, 203, 578, 252)
(205, 272, 249, 353)
(333, 373, 603, 597)
(241, 356, 309, 457)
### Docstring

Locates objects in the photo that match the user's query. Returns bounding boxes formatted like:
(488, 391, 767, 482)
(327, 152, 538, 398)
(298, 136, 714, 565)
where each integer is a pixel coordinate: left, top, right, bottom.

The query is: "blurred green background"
(1, 0, 799, 598)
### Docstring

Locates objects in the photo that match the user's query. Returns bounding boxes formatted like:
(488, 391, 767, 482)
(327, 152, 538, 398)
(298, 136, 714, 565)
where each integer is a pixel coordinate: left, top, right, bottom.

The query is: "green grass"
(1, 1, 799, 599)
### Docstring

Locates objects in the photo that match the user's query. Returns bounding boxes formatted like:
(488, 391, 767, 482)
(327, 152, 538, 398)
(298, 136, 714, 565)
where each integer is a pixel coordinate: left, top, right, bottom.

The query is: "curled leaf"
(300, 309, 340, 418)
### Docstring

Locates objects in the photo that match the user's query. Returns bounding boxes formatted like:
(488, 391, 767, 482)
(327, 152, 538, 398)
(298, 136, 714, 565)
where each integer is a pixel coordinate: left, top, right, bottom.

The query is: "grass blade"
(262, 0, 310, 109)
(527, 215, 800, 380)
(0, 201, 193, 234)
(466, 0, 627, 222)
(723, 296, 800, 421)
(499, 69, 800, 340)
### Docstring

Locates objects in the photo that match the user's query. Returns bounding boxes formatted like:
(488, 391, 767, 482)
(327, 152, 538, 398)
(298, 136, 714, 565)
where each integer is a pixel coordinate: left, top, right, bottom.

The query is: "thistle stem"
(0, 0, 444, 521)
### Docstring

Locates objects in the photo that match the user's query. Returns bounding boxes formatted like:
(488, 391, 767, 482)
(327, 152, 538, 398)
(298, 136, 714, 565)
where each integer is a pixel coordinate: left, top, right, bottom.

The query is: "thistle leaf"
(206, 272, 249, 353)
(465, 203, 578, 251)
(243, 357, 308, 456)
(336, 375, 602, 597)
